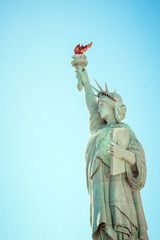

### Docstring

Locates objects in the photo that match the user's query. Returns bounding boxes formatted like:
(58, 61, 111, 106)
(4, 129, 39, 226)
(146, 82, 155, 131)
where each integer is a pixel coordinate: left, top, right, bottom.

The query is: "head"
(92, 80, 126, 123)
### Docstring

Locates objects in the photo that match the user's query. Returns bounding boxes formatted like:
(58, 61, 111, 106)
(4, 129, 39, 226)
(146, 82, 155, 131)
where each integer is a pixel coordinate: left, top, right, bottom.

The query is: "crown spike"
(105, 82, 109, 93)
(89, 93, 98, 97)
(94, 79, 103, 91)
(91, 85, 99, 93)
(112, 90, 116, 98)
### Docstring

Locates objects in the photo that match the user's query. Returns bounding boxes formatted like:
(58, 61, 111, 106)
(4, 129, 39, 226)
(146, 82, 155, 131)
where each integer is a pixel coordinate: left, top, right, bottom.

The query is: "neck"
(105, 114, 117, 125)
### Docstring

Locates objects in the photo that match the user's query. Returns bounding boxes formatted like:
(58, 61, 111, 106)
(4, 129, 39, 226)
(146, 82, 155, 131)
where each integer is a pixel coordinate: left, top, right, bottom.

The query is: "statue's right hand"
(75, 68, 89, 85)
(75, 68, 82, 82)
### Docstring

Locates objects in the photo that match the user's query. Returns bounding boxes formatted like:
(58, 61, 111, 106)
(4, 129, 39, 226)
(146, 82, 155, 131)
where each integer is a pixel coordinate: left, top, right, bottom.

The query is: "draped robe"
(85, 111, 148, 240)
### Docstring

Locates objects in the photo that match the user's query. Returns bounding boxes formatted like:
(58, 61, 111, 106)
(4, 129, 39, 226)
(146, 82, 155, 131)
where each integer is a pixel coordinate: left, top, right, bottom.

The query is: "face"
(98, 100, 114, 121)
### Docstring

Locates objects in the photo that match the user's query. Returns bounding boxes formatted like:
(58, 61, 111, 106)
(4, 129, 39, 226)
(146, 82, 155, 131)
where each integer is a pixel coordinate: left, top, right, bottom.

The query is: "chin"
(100, 113, 108, 121)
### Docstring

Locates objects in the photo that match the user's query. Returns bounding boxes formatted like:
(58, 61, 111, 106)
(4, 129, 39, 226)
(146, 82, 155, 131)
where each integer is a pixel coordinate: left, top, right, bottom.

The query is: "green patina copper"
(72, 56, 148, 240)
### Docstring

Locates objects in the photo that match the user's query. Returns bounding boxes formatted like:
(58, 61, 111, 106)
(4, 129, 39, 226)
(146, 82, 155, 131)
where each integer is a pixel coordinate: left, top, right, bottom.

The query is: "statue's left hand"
(108, 141, 126, 159)
(108, 141, 136, 166)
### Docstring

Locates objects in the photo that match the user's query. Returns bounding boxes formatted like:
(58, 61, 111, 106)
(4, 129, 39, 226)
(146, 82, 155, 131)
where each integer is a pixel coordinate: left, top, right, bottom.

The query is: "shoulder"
(119, 122, 137, 139)
(119, 122, 133, 132)
(119, 122, 131, 129)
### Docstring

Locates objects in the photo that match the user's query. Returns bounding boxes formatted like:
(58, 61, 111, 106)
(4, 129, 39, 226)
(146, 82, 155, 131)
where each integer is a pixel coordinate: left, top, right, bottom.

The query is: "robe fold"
(85, 111, 148, 240)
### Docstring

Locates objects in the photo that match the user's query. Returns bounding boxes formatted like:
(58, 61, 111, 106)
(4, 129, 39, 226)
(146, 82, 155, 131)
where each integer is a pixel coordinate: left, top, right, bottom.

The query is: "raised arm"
(76, 68, 98, 116)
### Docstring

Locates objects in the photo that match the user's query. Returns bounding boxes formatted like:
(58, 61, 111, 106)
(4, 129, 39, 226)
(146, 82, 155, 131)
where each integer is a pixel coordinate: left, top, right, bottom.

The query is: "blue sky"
(0, 0, 160, 239)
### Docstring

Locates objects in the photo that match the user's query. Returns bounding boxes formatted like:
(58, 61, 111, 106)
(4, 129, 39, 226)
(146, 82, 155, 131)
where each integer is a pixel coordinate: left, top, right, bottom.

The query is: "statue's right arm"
(76, 68, 98, 116)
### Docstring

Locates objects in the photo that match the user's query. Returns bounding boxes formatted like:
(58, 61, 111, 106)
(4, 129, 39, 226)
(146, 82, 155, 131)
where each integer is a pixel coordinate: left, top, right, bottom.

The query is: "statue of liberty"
(71, 43, 149, 240)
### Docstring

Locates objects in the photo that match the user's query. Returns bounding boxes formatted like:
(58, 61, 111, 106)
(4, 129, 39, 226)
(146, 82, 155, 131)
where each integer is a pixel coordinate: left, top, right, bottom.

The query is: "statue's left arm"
(109, 130, 147, 190)
(109, 141, 136, 166)
(125, 133, 147, 190)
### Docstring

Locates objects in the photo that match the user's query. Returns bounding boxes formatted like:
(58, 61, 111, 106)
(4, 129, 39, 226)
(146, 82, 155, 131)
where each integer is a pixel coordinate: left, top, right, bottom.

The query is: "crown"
(91, 80, 116, 102)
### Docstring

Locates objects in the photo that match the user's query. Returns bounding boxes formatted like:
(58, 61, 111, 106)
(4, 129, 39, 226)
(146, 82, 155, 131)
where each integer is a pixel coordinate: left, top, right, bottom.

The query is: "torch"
(71, 42, 92, 91)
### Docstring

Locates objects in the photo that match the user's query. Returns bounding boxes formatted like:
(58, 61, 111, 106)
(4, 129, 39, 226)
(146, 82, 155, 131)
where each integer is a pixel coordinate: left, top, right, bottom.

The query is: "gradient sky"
(0, 0, 160, 239)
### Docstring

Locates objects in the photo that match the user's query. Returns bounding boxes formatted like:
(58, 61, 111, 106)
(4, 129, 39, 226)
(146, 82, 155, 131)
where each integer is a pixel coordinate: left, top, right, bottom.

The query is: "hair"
(114, 94, 127, 122)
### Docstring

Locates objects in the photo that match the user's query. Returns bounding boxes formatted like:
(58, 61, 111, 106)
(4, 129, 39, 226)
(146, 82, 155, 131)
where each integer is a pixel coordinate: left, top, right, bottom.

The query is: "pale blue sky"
(0, 0, 160, 239)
